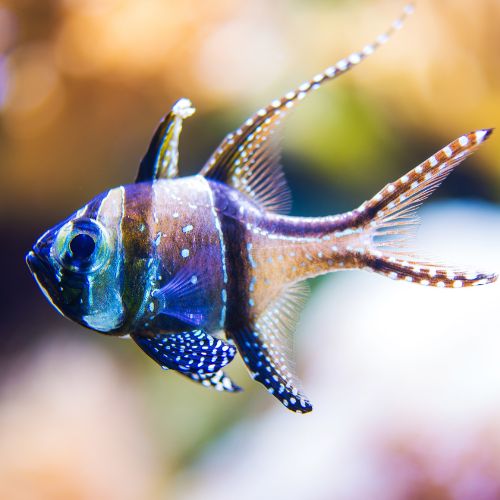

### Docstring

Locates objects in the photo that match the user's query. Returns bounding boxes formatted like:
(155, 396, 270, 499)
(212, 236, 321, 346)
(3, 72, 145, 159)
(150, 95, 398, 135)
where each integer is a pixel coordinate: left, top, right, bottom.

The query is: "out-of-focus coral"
(0, 336, 162, 500)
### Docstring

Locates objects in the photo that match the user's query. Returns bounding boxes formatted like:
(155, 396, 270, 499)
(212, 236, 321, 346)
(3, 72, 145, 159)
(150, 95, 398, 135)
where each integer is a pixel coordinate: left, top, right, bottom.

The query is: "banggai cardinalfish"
(27, 5, 497, 413)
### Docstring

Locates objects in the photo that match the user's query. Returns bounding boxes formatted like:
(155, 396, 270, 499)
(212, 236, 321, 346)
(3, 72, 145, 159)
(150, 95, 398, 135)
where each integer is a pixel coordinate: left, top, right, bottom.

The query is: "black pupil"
(70, 233, 95, 259)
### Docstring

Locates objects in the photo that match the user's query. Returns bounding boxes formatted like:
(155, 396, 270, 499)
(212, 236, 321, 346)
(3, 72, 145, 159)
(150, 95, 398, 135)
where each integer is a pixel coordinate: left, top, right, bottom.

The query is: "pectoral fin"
(132, 331, 237, 374)
(151, 255, 212, 327)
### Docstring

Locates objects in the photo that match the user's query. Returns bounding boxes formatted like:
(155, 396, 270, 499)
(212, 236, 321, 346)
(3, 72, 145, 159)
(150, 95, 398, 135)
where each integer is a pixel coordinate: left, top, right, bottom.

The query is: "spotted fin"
(228, 281, 312, 413)
(135, 98, 195, 182)
(132, 331, 237, 373)
(358, 129, 498, 287)
(152, 257, 211, 327)
(199, 5, 414, 214)
(179, 369, 242, 393)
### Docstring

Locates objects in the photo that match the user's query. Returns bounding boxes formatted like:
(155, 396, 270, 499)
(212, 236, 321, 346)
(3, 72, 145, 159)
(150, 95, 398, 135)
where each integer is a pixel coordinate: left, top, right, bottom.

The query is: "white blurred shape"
(193, 4, 289, 99)
(0, 336, 161, 500)
(174, 201, 500, 500)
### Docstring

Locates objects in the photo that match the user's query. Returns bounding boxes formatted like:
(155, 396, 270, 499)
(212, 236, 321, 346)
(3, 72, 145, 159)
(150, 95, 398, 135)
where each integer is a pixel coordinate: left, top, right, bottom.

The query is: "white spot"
(249, 298, 255, 307)
(387, 184, 395, 192)
(429, 156, 438, 167)
(401, 175, 409, 183)
(191, 275, 198, 285)
(318, 252, 323, 258)
(415, 166, 423, 173)
(437, 281, 446, 288)
(336, 59, 348, 70)
(405, 276, 413, 282)
(377, 33, 389, 44)
(285, 91, 295, 99)
(476, 130, 488, 143)
(453, 280, 463, 288)
(349, 53, 361, 64)
(420, 280, 430, 286)
(374, 193, 383, 201)
(425, 173, 432, 180)
(404, 5, 415, 14)
(346, 245, 353, 251)
(299, 82, 310, 91)
(411, 181, 419, 189)
(325, 66, 335, 77)
(459, 135, 469, 147)
(257, 108, 266, 116)
(149, 302, 154, 312)
(181, 249, 190, 258)
(393, 19, 404, 30)
(182, 224, 193, 233)
(362, 44, 374, 55)
(443, 146, 453, 157)
(389, 272, 398, 280)
(173, 212, 179, 218)
(313, 73, 324, 82)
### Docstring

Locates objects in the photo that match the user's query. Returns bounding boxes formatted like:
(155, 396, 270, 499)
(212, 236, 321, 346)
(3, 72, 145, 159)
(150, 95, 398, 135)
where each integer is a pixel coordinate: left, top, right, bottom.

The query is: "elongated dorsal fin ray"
(228, 281, 312, 413)
(356, 129, 498, 287)
(135, 98, 195, 183)
(199, 5, 414, 213)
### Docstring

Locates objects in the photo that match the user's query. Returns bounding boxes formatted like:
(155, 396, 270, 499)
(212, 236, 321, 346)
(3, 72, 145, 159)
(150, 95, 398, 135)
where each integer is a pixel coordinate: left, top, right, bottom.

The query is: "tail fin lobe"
(358, 129, 498, 288)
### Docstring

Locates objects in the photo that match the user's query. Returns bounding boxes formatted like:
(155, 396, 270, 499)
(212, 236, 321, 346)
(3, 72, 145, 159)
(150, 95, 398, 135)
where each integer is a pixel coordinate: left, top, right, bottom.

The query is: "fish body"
(26, 6, 498, 412)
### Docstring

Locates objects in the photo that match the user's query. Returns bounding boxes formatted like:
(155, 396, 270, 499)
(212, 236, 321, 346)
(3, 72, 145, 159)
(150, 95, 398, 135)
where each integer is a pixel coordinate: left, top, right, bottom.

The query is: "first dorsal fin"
(199, 5, 414, 213)
(135, 98, 195, 183)
(227, 281, 312, 413)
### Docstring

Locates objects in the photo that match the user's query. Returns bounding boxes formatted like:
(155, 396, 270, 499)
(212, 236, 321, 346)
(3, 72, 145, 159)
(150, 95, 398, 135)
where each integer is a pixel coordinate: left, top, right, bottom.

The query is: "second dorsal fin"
(199, 5, 414, 213)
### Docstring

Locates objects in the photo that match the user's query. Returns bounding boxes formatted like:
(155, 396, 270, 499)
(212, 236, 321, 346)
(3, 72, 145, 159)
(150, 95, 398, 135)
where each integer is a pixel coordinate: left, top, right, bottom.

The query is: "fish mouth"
(26, 250, 64, 313)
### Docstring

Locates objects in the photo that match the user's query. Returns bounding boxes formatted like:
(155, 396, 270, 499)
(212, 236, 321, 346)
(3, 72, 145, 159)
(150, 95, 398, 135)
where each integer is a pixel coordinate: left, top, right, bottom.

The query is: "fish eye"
(54, 218, 110, 274)
(70, 233, 96, 259)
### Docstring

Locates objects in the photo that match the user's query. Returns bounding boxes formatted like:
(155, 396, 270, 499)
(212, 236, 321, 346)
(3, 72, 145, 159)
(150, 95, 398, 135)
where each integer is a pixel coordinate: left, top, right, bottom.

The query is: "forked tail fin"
(358, 129, 498, 288)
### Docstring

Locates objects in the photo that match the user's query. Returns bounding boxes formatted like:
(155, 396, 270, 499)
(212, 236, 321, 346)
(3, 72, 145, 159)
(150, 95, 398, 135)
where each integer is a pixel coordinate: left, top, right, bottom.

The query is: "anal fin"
(228, 282, 312, 413)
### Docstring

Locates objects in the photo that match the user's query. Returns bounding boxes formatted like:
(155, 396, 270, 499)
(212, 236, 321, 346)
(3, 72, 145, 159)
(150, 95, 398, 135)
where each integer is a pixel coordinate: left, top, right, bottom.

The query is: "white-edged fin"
(228, 281, 312, 413)
(199, 5, 414, 213)
(360, 129, 498, 288)
(136, 98, 195, 183)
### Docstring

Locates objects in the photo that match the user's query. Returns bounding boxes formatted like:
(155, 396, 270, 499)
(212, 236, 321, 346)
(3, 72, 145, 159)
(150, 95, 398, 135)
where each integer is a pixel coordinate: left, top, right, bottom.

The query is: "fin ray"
(228, 281, 312, 413)
(357, 130, 498, 287)
(199, 5, 414, 213)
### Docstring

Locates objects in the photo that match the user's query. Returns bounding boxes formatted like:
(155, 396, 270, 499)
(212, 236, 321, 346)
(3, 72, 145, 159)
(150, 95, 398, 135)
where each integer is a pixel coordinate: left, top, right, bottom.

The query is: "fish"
(26, 5, 497, 413)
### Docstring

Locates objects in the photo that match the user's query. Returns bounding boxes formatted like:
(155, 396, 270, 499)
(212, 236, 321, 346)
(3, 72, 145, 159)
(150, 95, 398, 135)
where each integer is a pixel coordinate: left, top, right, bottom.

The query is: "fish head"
(26, 189, 126, 333)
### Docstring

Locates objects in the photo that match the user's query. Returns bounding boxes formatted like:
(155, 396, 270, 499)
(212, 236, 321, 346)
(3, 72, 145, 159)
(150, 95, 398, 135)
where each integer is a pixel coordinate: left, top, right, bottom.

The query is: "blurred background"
(1, 0, 500, 498)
